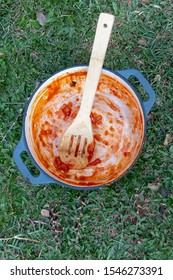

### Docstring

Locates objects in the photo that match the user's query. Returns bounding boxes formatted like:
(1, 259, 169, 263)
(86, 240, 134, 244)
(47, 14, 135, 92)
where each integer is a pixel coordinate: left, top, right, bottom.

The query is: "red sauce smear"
(89, 158, 101, 166)
(110, 126, 115, 132)
(94, 133, 109, 146)
(78, 175, 86, 181)
(104, 130, 109, 136)
(60, 102, 73, 120)
(90, 112, 102, 126)
(54, 156, 69, 173)
(87, 141, 95, 162)
(124, 152, 131, 157)
(40, 128, 52, 136)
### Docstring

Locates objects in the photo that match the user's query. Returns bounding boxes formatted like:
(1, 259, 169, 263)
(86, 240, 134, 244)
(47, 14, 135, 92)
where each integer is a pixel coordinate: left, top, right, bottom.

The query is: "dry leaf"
(0, 52, 5, 57)
(147, 113, 153, 121)
(134, 10, 140, 14)
(164, 134, 173, 147)
(153, 5, 162, 9)
(36, 11, 46, 27)
(110, 229, 117, 238)
(138, 38, 147, 45)
(142, 0, 151, 3)
(153, 74, 161, 83)
(148, 183, 161, 191)
(45, 203, 50, 208)
(41, 209, 50, 217)
(30, 51, 39, 59)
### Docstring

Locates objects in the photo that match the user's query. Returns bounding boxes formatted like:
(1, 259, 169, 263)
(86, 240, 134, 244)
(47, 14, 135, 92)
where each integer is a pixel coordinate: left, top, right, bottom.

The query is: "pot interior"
(25, 67, 145, 187)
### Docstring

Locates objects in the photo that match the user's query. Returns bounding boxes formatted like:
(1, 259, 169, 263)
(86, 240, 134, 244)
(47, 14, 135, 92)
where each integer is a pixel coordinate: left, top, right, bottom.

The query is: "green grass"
(0, 0, 173, 260)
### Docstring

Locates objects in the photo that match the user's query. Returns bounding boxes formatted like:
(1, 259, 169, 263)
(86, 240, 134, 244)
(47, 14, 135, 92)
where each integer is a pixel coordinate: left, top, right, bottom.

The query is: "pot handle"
(116, 69, 156, 115)
(13, 133, 56, 184)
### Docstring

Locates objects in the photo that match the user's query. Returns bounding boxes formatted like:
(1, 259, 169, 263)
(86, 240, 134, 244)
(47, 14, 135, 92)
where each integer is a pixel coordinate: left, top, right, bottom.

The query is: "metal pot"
(13, 66, 156, 190)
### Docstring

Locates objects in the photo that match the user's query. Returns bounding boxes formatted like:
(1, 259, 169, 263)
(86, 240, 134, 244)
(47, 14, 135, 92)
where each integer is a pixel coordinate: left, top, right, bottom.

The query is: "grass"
(0, 0, 173, 260)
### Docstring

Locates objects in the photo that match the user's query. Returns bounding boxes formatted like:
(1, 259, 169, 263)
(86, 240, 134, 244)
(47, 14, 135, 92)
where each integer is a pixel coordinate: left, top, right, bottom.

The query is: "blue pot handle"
(13, 133, 56, 184)
(116, 69, 156, 116)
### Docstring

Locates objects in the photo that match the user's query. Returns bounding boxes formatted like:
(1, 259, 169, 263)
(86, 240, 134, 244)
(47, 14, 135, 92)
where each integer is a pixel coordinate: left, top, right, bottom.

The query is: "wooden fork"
(59, 13, 115, 169)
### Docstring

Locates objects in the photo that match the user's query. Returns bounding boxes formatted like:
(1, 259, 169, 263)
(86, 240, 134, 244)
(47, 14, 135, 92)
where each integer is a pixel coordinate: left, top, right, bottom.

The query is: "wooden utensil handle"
(79, 13, 115, 116)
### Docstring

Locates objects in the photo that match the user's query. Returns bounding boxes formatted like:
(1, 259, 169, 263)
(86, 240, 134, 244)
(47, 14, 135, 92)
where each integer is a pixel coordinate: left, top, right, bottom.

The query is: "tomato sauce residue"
(54, 156, 69, 173)
(94, 133, 109, 146)
(29, 69, 145, 187)
(89, 158, 101, 166)
(110, 126, 115, 132)
(124, 152, 131, 157)
(90, 112, 102, 126)
(40, 128, 52, 136)
(87, 141, 95, 162)
(60, 102, 73, 121)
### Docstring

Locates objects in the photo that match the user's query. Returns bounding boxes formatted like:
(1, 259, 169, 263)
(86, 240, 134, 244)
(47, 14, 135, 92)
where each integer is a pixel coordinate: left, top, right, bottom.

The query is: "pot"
(13, 66, 156, 190)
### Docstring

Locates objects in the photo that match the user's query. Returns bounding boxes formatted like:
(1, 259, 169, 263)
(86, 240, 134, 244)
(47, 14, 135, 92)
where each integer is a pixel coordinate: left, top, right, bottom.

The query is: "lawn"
(0, 0, 173, 260)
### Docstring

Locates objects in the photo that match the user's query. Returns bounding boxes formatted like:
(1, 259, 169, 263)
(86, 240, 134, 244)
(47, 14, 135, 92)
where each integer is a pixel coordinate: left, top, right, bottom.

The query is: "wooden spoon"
(59, 13, 115, 169)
